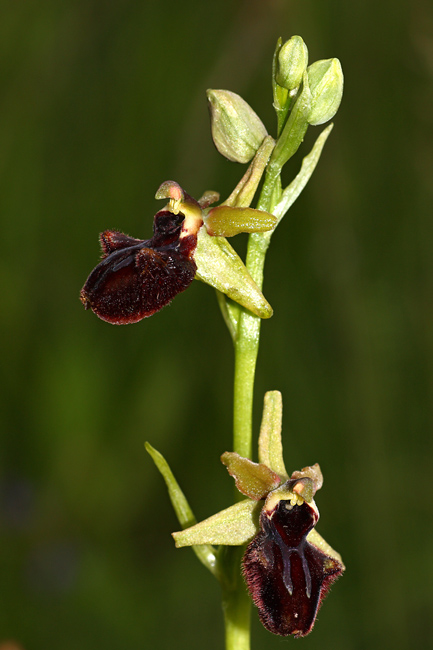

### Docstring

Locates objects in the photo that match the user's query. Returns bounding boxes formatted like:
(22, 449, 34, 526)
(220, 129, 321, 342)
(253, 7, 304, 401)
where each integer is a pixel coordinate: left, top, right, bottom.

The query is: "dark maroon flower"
(172, 394, 345, 638)
(80, 207, 200, 325)
(80, 180, 279, 324)
(243, 478, 344, 637)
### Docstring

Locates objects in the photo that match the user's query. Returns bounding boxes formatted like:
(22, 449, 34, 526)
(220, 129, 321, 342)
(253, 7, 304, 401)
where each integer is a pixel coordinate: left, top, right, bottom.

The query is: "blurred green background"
(0, 0, 432, 648)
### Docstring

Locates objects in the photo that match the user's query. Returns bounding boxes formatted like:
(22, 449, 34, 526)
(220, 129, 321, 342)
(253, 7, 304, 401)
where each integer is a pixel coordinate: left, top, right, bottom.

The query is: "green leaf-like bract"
(145, 442, 218, 575)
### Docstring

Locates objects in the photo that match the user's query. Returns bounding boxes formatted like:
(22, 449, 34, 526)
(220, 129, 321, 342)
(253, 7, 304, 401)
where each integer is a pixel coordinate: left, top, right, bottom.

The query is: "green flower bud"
(207, 89, 268, 163)
(275, 35, 309, 90)
(307, 58, 344, 126)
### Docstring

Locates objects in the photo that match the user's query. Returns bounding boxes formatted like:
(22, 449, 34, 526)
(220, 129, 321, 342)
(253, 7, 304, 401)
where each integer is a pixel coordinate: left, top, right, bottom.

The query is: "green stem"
(221, 546, 251, 650)
(233, 232, 270, 459)
(220, 178, 275, 650)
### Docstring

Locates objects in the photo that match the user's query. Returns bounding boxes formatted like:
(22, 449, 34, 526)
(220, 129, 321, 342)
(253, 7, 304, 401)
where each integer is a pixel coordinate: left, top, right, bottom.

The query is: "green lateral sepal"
(194, 227, 273, 319)
(173, 499, 261, 547)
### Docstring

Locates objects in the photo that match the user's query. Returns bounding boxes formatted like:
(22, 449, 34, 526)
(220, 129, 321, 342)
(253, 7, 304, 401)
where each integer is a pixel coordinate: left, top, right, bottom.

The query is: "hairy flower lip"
(243, 497, 343, 637)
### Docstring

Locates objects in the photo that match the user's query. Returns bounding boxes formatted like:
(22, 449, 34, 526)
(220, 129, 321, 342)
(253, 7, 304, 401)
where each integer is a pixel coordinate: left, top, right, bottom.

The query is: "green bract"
(269, 71, 311, 171)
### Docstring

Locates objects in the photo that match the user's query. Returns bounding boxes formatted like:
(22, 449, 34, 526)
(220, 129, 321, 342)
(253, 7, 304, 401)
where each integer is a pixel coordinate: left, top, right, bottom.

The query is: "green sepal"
(214, 136, 276, 338)
(145, 442, 218, 576)
(258, 390, 288, 478)
(173, 499, 261, 547)
(194, 226, 273, 319)
(204, 206, 276, 237)
(221, 452, 281, 500)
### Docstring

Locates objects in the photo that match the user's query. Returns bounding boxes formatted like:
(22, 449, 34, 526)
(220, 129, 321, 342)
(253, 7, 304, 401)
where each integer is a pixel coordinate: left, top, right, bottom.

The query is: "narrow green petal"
(173, 499, 261, 547)
(258, 391, 288, 478)
(307, 528, 345, 568)
(145, 442, 218, 575)
(221, 452, 281, 500)
(204, 206, 276, 237)
(223, 136, 275, 208)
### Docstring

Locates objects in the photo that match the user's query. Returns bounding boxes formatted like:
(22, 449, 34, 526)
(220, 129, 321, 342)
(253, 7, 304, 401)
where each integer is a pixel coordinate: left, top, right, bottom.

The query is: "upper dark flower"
(80, 181, 276, 324)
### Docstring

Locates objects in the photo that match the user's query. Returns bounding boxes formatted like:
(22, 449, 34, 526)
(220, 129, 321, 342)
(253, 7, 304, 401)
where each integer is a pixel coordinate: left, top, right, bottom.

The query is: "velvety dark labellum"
(80, 210, 197, 324)
(243, 499, 343, 637)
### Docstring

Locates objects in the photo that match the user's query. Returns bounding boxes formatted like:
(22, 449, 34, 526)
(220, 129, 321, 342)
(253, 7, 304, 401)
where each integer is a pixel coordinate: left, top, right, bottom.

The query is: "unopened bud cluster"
(207, 35, 343, 171)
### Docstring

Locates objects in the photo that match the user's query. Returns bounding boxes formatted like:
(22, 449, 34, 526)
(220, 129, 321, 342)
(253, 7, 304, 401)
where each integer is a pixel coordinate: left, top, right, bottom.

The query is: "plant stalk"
(221, 545, 251, 650)
(221, 177, 275, 650)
